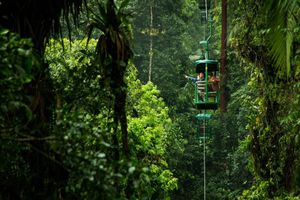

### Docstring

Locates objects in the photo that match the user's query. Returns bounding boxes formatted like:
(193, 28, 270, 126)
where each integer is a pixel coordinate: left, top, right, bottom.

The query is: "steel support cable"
(204, 1, 208, 198)
(201, 1, 209, 199)
(203, 111, 206, 200)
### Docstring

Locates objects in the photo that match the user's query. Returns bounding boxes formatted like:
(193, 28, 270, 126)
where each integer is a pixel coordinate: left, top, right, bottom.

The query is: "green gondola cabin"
(193, 48, 220, 110)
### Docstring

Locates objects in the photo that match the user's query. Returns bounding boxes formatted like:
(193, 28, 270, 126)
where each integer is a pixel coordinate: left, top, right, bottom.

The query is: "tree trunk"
(148, 1, 153, 82)
(220, 0, 227, 113)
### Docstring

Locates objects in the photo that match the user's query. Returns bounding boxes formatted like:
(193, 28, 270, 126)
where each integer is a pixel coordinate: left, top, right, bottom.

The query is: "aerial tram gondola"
(193, 39, 220, 110)
(185, 43, 220, 111)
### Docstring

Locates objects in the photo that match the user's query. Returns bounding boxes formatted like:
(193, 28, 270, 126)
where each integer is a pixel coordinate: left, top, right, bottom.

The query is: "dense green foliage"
(46, 38, 177, 199)
(229, 0, 300, 199)
(0, 28, 44, 199)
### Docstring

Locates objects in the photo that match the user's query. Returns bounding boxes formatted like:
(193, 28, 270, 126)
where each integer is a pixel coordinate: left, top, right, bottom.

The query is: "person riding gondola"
(185, 72, 206, 101)
(208, 72, 220, 92)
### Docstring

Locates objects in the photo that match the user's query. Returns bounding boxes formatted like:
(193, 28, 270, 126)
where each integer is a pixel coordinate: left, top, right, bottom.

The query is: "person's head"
(199, 72, 204, 78)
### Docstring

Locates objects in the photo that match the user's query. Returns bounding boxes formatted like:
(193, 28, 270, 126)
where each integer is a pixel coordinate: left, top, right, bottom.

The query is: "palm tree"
(86, 1, 133, 197)
(87, 0, 133, 157)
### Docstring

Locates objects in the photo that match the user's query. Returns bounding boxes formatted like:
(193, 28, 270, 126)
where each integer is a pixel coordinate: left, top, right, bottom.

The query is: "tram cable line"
(188, 0, 220, 199)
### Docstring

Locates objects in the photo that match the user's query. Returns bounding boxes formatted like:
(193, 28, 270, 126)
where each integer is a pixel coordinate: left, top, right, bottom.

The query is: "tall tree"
(87, 0, 133, 158)
(148, 0, 154, 82)
(0, 0, 85, 198)
(220, 0, 227, 112)
(230, 0, 300, 198)
(87, 1, 133, 197)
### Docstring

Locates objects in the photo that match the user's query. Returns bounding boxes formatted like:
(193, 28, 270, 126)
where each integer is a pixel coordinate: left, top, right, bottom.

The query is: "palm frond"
(119, 0, 131, 11)
(86, 0, 132, 62)
(268, 18, 295, 77)
(263, 0, 298, 77)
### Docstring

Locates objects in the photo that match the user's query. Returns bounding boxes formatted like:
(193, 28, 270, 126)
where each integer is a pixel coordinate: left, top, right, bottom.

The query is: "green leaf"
(0, 29, 9, 35)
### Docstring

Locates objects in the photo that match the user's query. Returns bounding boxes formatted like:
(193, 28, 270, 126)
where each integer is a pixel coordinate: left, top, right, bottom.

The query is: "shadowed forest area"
(1, 0, 300, 199)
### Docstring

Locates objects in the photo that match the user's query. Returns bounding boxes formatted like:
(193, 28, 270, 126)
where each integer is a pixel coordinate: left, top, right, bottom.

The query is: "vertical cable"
(203, 0, 208, 39)
(203, 111, 206, 200)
